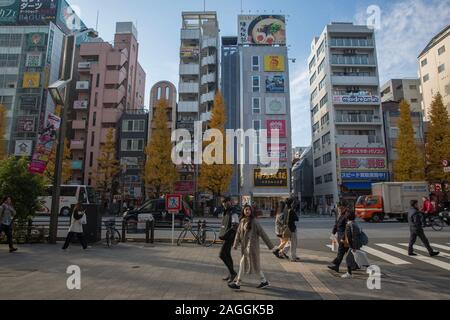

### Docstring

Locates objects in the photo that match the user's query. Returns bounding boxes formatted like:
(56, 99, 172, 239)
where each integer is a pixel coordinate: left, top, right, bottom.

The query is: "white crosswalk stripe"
(430, 244, 450, 252)
(326, 245, 410, 265)
(376, 244, 450, 271)
(399, 244, 450, 260)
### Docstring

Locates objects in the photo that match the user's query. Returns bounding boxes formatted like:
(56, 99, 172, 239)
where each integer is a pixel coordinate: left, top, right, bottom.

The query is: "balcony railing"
(78, 62, 91, 69)
(181, 29, 200, 40)
(335, 114, 381, 124)
(179, 82, 199, 94)
(331, 56, 375, 66)
(72, 120, 87, 130)
(180, 64, 200, 75)
(200, 91, 215, 104)
(201, 55, 216, 66)
(329, 38, 374, 47)
(202, 37, 217, 49)
(178, 101, 199, 113)
(76, 81, 90, 90)
(201, 73, 215, 85)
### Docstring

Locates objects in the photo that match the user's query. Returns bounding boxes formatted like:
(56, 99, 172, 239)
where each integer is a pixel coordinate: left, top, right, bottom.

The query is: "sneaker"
(228, 282, 241, 290)
(430, 252, 440, 257)
(9, 248, 18, 253)
(341, 273, 353, 279)
(327, 265, 339, 273)
(257, 281, 270, 289)
(272, 250, 283, 259)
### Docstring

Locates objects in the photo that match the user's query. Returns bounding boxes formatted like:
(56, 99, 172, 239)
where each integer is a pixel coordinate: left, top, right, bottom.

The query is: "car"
(123, 198, 192, 232)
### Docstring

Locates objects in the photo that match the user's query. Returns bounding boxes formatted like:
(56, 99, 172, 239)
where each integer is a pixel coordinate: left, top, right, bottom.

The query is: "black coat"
(345, 222, 362, 250)
(219, 206, 237, 241)
(333, 214, 348, 241)
(408, 208, 425, 232)
(287, 209, 299, 232)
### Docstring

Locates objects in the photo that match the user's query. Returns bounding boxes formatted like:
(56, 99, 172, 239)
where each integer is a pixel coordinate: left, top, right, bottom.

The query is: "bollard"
(121, 220, 126, 243)
(150, 220, 155, 244)
(145, 220, 150, 244)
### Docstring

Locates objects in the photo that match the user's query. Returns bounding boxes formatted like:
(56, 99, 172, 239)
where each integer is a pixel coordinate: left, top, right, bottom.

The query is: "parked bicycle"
(177, 219, 217, 247)
(105, 219, 121, 247)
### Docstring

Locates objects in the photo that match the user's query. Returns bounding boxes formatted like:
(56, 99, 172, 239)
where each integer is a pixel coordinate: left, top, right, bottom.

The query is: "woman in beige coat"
(229, 205, 274, 290)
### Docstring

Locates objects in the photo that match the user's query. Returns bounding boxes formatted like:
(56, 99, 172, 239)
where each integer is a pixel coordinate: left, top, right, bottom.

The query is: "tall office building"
(0, 0, 87, 157)
(418, 24, 450, 121)
(69, 22, 146, 186)
(177, 12, 219, 199)
(380, 79, 422, 112)
(308, 22, 388, 210)
(238, 15, 292, 212)
(221, 36, 240, 198)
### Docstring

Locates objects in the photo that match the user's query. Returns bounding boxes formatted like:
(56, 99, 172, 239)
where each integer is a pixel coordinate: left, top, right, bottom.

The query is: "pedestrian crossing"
(326, 242, 450, 272)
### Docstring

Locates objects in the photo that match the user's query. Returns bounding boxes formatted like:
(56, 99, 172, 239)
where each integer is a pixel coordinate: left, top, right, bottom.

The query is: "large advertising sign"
(266, 97, 286, 115)
(29, 112, 60, 174)
(18, 0, 58, 25)
(57, 0, 86, 34)
(20, 96, 39, 109)
(14, 140, 33, 156)
(267, 144, 288, 162)
(25, 52, 42, 67)
(264, 55, 285, 72)
(17, 116, 36, 132)
(266, 75, 285, 93)
(23, 72, 41, 88)
(0, 0, 20, 24)
(180, 46, 200, 59)
(238, 15, 286, 45)
(340, 148, 386, 156)
(254, 168, 289, 188)
(27, 32, 46, 47)
(341, 172, 388, 181)
(341, 158, 386, 170)
(333, 95, 380, 104)
(267, 120, 287, 138)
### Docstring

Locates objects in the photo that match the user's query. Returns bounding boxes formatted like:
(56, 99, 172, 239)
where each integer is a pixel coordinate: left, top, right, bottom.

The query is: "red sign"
(267, 120, 287, 138)
(340, 148, 386, 156)
(166, 194, 182, 213)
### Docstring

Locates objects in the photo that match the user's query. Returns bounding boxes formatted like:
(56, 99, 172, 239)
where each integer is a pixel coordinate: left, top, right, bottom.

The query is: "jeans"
(62, 232, 88, 250)
(0, 224, 14, 249)
(409, 229, 433, 255)
(236, 255, 266, 285)
(332, 242, 349, 268)
(220, 240, 236, 276)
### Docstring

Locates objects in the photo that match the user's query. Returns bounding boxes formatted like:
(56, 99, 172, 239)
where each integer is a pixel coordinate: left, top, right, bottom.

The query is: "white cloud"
(290, 64, 312, 147)
(356, 0, 450, 84)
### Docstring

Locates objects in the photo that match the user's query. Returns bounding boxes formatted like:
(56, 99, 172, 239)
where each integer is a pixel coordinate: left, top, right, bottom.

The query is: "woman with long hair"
(229, 205, 274, 290)
(0, 196, 18, 253)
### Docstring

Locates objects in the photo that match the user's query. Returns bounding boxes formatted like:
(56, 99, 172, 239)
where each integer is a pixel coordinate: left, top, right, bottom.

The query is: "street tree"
(393, 100, 425, 181)
(45, 138, 72, 184)
(0, 104, 7, 160)
(425, 93, 450, 198)
(198, 92, 234, 204)
(96, 128, 121, 203)
(144, 99, 178, 198)
(0, 156, 46, 222)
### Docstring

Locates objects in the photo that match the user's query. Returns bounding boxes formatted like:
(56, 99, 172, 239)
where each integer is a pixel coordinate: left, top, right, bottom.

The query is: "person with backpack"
(341, 212, 364, 279)
(408, 200, 440, 257)
(0, 196, 18, 253)
(328, 200, 350, 273)
(62, 202, 88, 250)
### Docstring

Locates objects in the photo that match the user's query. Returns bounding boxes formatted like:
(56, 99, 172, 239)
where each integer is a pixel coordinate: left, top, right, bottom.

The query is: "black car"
(123, 198, 192, 231)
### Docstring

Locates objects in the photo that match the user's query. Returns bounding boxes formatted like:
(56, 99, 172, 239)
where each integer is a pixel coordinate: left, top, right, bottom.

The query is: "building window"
(252, 56, 260, 71)
(309, 56, 316, 72)
(253, 120, 261, 131)
(89, 152, 93, 167)
(310, 72, 317, 85)
(438, 64, 445, 73)
(321, 112, 329, 126)
(92, 112, 96, 126)
(311, 88, 318, 102)
(411, 98, 418, 103)
(252, 98, 261, 114)
(323, 152, 332, 164)
(324, 173, 333, 183)
(312, 104, 319, 116)
(319, 76, 326, 91)
(0, 54, 19, 67)
(315, 176, 323, 185)
(312, 121, 320, 135)
(313, 139, 321, 153)
(91, 131, 95, 147)
(314, 157, 322, 168)
(421, 59, 428, 67)
(320, 93, 328, 108)
(121, 139, 144, 151)
(423, 74, 429, 82)
(322, 132, 331, 147)
(318, 58, 325, 74)
(438, 45, 446, 55)
(252, 76, 260, 93)
(96, 74, 100, 88)
(157, 87, 161, 100)
(94, 92, 98, 107)
(165, 87, 170, 99)
(409, 85, 417, 90)
(316, 40, 325, 58)
(123, 120, 145, 132)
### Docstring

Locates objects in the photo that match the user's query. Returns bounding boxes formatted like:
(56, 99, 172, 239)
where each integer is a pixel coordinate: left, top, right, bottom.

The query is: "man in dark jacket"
(408, 200, 440, 257)
(328, 200, 350, 273)
(219, 197, 239, 282)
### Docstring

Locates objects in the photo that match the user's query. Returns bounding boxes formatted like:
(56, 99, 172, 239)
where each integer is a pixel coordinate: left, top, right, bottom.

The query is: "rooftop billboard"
(238, 15, 286, 45)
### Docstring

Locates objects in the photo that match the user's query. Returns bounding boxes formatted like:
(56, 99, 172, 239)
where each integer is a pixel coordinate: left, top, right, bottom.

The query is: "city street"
(1, 217, 449, 300)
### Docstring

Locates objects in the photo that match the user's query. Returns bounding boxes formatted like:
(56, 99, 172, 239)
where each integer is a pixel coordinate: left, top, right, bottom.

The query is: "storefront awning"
(342, 182, 372, 191)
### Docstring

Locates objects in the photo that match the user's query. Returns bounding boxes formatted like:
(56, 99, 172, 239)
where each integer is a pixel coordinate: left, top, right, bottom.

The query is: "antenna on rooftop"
(240, 0, 243, 13)
(203, 0, 206, 11)
(96, 10, 99, 31)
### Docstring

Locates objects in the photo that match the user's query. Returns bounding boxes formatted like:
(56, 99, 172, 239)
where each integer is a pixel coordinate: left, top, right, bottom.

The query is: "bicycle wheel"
(432, 218, 444, 232)
(177, 229, 188, 246)
(200, 228, 217, 247)
(106, 230, 111, 247)
(111, 229, 121, 245)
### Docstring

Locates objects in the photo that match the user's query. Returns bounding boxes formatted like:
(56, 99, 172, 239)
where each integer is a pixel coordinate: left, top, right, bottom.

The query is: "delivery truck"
(355, 182, 429, 223)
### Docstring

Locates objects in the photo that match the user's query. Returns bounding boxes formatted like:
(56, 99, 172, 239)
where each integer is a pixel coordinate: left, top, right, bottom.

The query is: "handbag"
(353, 250, 370, 268)
(330, 234, 338, 252)
(80, 212, 87, 225)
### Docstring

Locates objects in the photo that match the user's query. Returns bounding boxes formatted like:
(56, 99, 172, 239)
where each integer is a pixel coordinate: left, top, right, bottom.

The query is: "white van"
(37, 185, 99, 216)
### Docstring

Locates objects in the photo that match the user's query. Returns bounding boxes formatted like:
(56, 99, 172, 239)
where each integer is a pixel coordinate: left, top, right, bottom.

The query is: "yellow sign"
(23, 73, 41, 89)
(264, 55, 285, 72)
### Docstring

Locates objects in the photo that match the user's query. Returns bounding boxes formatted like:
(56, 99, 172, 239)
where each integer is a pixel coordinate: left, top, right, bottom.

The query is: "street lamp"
(47, 28, 98, 244)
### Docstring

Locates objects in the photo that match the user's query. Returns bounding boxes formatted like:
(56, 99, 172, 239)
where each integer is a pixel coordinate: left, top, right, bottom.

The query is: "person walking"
(62, 202, 88, 250)
(341, 212, 363, 279)
(218, 197, 239, 283)
(328, 200, 350, 273)
(286, 198, 300, 262)
(0, 197, 18, 253)
(408, 200, 440, 257)
(229, 205, 274, 290)
(273, 201, 289, 259)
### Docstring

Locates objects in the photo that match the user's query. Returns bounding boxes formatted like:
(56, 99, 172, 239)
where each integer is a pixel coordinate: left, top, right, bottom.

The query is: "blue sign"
(341, 172, 388, 181)
(266, 75, 285, 93)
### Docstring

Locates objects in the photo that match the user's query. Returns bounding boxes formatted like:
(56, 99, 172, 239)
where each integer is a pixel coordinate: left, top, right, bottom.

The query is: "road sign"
(166, 194, 182, 213)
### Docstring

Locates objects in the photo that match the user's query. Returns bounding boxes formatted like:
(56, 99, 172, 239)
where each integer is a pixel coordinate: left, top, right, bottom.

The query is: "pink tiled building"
(69, 22, 146, 186)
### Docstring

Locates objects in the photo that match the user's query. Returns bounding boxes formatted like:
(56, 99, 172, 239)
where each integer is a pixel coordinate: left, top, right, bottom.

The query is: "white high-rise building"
(308, 22, 388, 211)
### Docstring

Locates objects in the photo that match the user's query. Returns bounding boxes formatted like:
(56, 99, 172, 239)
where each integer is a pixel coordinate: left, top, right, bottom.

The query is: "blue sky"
(68, 0, 450, 146)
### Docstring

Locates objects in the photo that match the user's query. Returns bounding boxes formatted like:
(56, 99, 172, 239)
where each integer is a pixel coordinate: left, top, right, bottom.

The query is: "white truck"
(355, 182, 429, 223)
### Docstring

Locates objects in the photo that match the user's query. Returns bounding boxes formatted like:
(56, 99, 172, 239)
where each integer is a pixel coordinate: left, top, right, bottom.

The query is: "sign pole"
(172, 213, 175, 246)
